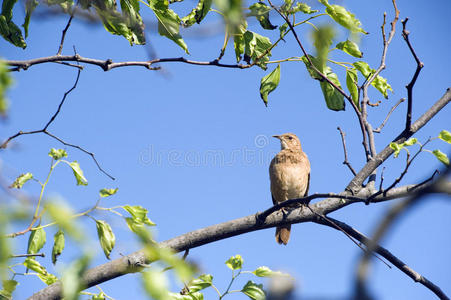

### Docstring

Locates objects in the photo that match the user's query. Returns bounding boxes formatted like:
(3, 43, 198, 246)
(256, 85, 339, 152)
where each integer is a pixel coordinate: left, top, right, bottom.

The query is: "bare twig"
(402, 18, 424, 132)
(373, 98, 405, 133)
(337, 127, 357, 176)
(57, 11, 75, 55)
(10, 253, 45, 258)
(0, 69, 115, 180)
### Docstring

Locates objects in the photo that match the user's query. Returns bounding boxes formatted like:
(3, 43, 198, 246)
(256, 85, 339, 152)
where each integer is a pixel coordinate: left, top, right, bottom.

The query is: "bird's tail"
(275, 225, 291, 245)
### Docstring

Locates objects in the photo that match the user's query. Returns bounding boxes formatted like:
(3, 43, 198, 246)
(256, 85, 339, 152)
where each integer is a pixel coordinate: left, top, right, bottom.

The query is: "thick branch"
(28, 180, 451, 300)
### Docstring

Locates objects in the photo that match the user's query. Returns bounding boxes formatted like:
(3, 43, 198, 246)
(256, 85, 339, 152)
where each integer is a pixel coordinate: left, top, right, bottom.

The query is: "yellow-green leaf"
(438, 130, 451, 144)
(248, 2, 276, 30)
(48, 148, 67, 160)
(181, 0, 212, 27)
(99, 188, 118, 198)
(346, 68, 359, 109)
(432, 149, 449, 166)
(68, 161, 88, 186)
(27, 227, 46, 255)
(52, 230, 65, 264)
(260, 64, 281, 106)
(225, 254, 243, 270)
(336, 40, 362, 58)
(319, 0, 367, 34)
(96, 220, 116, 259)
(10, 172, 33, 189)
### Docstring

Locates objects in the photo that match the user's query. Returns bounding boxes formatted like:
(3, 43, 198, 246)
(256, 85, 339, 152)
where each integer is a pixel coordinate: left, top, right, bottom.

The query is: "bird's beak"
(272, 135, 281, 140)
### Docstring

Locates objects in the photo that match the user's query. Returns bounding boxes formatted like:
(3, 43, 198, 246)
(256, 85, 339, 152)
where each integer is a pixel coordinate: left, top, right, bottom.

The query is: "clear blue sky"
(1, 0, 450, 299)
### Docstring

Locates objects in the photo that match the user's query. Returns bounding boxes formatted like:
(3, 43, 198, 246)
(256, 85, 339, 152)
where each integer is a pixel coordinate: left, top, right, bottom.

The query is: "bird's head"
(273, 133, 302, 151)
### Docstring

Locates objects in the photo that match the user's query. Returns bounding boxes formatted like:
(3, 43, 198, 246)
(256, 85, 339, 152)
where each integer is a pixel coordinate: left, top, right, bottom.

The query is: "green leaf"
(23, 258, 58, 285)
(0, 280, 18, 300)
(27, 227, 46, 255)
(279, 22, 288, 39)
(233, 21, 247, 63)
(149, 0, 188, 53)
(91, 292, 106, 300)
(46, 0, 73, 12)
(243, 30, 272, 69)
(241, 280, 265, 300)
(123, 205, 156, 226)
(181, 0, 212, 27)
(48, 148, 68, 160)
(186, 274, 213, 292)
(336, 40, 362, 58)
(225, 254, 243, 270)
(61, 255, 90, 300)
(312, 25, 335, 72)
(439, 130, 451, 144)
(22, 0, 38, 38)
(68, 161, 88, 186)
(0, 60, 13, 117)
(0, 1, 27, 49)
(99, 188, 118, 198)
(214, 0, 243, 33)
(142, 269, 170, 300)
(402, 138, 417, 147)
(92, 0, 145, 46)
(301, 55, 322, 80)
(432, 149, 449, 166)
(52, 230, 65, 264)
(248, 2, 276, 30)
(253, 266, 272, 277)
(352, 61, 393, 99)
(346, 68, 359, 109)
(289, 2, 318, 14)
(10, 172, 33, 189)
(319, 67, 345, 111)
(45, 201, 82, 240)
(168, 292, 204, 300)
(390, 142, 402, 158)
(319, 0, 367, 34)
(96, 220, 116, 259)
(145, 246, 194, 281)
(259, 64, 281, 106)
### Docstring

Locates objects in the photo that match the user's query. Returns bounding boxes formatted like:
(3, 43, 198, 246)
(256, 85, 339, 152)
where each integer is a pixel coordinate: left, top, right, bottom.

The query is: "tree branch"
(402, 18, 424, 132)
(28, 179, 451, 300)
(346, 88, 451, 194)
(337, 127, 357, 176)
(4, 55, 250, 72)
(0, 69, 115, 180)
(313, 216, 449, 300)
(373, 98, 405, 133)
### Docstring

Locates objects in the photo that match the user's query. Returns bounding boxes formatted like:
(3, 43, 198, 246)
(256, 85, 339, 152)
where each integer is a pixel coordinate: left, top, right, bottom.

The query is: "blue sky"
(1, 0, 450, 299)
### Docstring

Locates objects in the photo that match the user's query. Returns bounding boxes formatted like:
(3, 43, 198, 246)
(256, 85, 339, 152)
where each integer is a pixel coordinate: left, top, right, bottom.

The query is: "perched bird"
(269, 133, 310, 245)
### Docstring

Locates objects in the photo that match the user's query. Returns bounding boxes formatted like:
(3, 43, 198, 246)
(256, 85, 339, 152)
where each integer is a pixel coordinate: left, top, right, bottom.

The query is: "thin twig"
(10, 253, 45, 258)
(337, 127, 357, 176)
(57, 11, 75, 55)
(0, 69, 115, 180)
(373, 98, 405, 133)
(402, 18, 424, 132)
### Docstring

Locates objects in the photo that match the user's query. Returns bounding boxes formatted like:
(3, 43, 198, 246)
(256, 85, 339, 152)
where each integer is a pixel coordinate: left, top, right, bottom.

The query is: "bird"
(269, 133, 311, 245)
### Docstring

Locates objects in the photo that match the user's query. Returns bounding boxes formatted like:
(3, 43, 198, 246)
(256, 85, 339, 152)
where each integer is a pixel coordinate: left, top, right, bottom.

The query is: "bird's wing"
(271, 193, 277, 205)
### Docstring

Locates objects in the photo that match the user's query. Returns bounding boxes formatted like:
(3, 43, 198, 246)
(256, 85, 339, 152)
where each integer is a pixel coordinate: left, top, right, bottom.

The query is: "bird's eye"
(288, 136, 293, 140)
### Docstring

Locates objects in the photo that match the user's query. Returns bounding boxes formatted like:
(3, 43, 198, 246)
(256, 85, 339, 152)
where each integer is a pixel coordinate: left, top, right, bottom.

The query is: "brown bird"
(269, 133, 311, 245)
